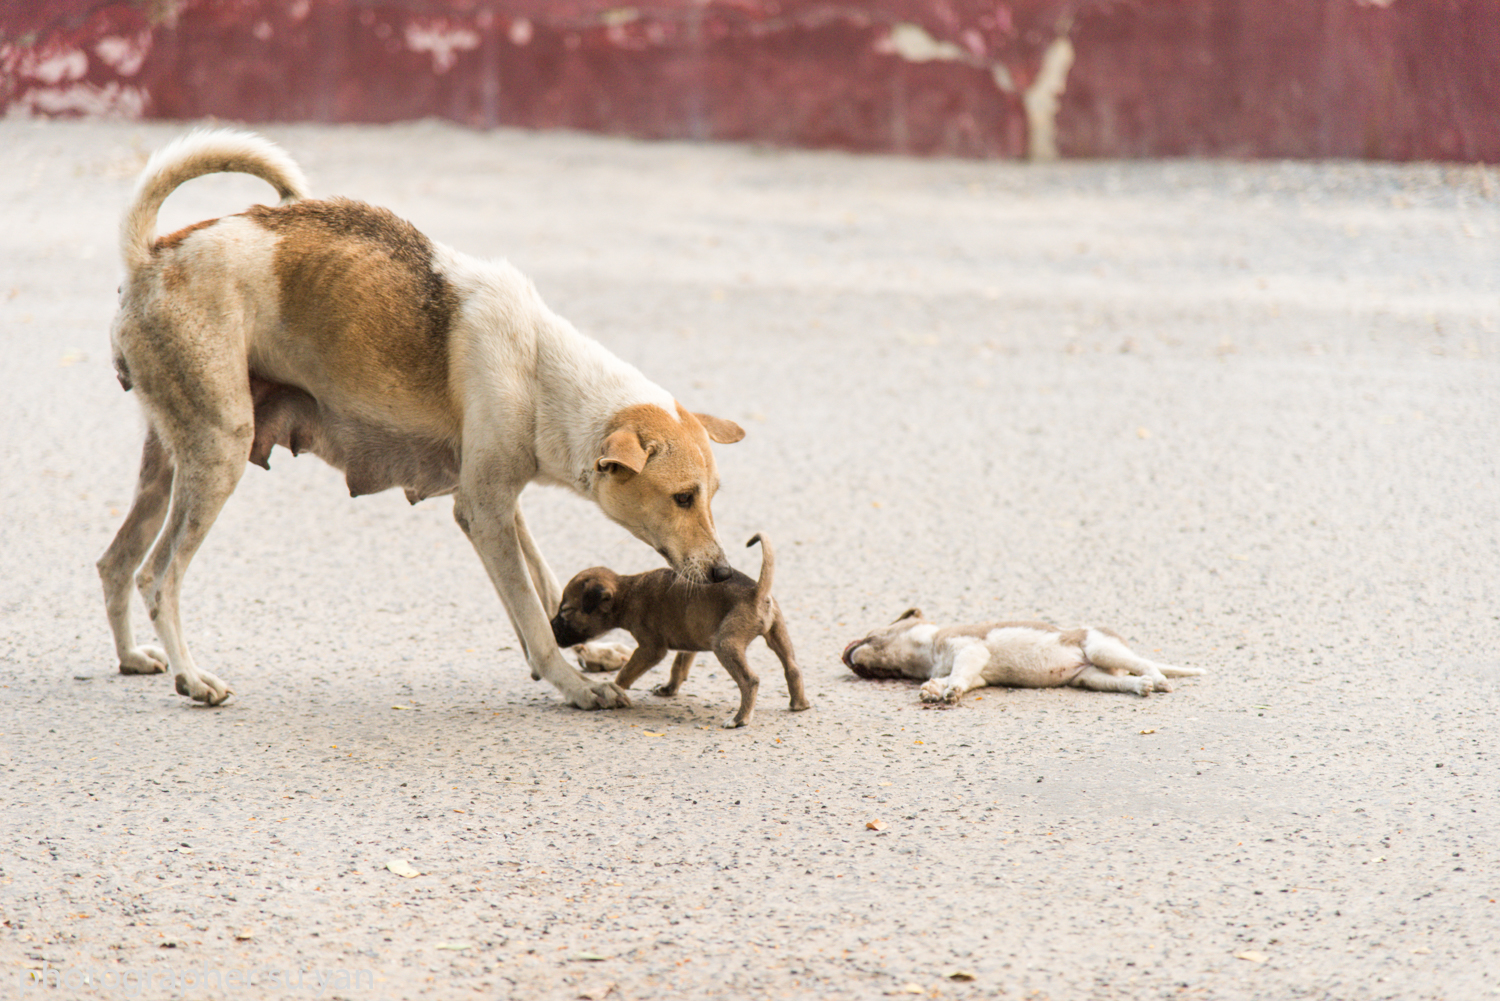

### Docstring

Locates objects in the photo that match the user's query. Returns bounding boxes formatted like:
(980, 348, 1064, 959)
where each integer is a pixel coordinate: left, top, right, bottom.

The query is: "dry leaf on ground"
(386, 859, 422, 878)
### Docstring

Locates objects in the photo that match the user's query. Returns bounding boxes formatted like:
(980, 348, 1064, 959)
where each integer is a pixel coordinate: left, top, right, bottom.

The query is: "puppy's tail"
(121, 128, 309, 270)
(746, 533, 774, 612)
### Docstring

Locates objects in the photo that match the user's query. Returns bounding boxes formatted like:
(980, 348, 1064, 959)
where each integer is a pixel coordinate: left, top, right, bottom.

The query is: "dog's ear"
(581, 582, 613, 615)
(693, 412, 745, 444)
(895, 607, 923, 622)
(597, 429, 650, 475)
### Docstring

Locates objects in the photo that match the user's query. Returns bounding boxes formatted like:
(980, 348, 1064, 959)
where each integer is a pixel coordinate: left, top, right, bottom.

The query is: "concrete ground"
(1, 120, 1496, 1001)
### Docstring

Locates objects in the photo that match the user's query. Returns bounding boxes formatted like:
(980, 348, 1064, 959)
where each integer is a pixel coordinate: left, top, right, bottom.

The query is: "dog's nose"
(709, 564, 733, 584)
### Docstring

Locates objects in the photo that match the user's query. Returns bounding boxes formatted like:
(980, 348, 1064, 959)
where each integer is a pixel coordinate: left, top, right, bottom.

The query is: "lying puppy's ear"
(895, 607, 923, 622)
(693, 412, 745, 444)
(597, 429, 650, 475)
(581, 582, 613, 615)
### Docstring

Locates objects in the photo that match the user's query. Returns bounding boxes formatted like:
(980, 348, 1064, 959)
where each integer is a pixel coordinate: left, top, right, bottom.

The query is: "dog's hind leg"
(763, 608, 810, 712)
(98, 426, 174, 675)
(136, 417, 252, 706)
(1082, 629, 1201, 691)
(652, 651, 695, 697)
(1070, 664, 1153, 696)
(712, 638, 759, 729)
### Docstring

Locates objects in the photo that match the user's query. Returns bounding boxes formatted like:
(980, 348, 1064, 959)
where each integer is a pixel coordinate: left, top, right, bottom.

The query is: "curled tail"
(746, 533, 775, 611)
(121, 128, 309, 270)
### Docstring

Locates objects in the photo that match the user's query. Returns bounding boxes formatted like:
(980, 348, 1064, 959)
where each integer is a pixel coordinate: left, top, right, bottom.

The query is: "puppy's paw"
(118, 645, 168, 675)
(920, 680, 963, 704)
(1129, 676, 1154, 697)
(720, 714, 749, 729)
(575, 641, 632, 673)
(651, 681, 681, 697)
(566, 681, 632, 711)
(173, 670, 233, 706)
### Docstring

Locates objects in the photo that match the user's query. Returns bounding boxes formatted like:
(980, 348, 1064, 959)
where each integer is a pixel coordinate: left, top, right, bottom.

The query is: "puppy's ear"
(693, 412, 745, 444)
(581, 582, 613, 615)
(895, 607, 923, 622)
(597, 429, 649, 475)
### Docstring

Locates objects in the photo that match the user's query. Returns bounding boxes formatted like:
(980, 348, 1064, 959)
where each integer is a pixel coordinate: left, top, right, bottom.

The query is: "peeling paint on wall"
(0, 1, 1494, 161)
(1023, 33, 1074, 161)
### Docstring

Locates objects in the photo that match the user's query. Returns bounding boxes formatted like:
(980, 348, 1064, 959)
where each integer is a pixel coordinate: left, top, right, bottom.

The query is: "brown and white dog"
(843, 609, 1204, 703)
(550, 534, 810, 728)
(98, 129, 743, 710)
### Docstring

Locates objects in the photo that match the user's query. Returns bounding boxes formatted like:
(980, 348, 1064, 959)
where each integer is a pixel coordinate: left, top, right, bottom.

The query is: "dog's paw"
(919, 680, 962, 704)
(1129, 676, 1154, 697)
(173, 670, 233, 706)
(566, 681, 632, 710)
(575, 641, 632, 674)
(720, 714, 749, 729)
(650, 681, 681, 697)
(118, 645, 169, 675)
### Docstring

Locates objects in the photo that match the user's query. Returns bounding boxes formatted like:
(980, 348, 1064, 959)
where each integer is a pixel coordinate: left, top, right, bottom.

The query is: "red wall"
(2, 0, 1495, 161)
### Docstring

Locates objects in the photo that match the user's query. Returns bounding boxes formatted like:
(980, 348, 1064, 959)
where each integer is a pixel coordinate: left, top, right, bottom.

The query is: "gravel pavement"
(2, 120, 1498, 1001)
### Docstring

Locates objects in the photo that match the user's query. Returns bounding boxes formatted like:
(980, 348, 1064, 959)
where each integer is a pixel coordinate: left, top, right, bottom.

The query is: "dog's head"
(593, 403, 744, 584)
(842, 608, 937, 679)
(550, 567, 624, 649)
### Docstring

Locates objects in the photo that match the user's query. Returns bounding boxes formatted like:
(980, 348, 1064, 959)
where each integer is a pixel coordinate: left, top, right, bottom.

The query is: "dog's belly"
(976, 629, 1088, 687)
(250, 375, 460, 502)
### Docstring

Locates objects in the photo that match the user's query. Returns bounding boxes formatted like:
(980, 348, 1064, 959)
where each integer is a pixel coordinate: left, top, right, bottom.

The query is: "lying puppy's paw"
(919, 680, 961, 704)
(1128, 676, 1154, 697)
(574, 641, 632, 673)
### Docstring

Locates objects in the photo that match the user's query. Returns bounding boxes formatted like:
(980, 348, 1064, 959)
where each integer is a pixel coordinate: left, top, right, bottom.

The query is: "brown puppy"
(551, 535, 810, 728)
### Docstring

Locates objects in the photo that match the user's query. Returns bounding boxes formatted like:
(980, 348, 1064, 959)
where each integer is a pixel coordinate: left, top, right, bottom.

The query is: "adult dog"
(97, 129, 743, 710)
(843, 609, 1204, 702)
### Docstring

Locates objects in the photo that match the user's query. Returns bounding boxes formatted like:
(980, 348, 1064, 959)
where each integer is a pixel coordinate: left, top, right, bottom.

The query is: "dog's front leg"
(453, 489, 630, 710)
(919, 645, 989, 705)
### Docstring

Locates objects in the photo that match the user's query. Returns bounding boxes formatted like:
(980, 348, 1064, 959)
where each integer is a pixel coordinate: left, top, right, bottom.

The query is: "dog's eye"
(673, 492, 695, 509)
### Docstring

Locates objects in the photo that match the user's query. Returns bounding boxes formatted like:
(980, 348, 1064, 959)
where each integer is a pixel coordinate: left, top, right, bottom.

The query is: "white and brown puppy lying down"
(551, 535, 810, 728)
(843, 609, 1204, 703)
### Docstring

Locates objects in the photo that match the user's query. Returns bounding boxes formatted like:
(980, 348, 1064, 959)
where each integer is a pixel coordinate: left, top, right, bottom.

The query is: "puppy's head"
(842, 608, 937, 679)
(593, 403, 744, 585)
(551, 568, 623, 649)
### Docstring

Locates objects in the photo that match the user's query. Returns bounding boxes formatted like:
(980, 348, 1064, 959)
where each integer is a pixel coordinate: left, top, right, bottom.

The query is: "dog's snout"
(709, 564, 733, 584)
(551, 614, 587, 649)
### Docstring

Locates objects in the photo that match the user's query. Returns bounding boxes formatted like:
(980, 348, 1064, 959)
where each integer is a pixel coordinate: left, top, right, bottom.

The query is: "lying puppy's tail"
(121, 128, 309, 270)
(746, 533, 774, 613)
(1083, 628, 1205, 677)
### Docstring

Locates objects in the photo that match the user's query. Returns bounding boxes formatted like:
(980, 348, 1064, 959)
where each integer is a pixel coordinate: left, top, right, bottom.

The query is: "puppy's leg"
(614, 641, 669, 691)
(1082, 629, 1201, 692)
(919, 644, 989, 704)
(1070, 664, 1153, 696)
(763, 608, 810, 712)
(712, 638, 759, 729)
(652, 652, 695, 697)
(454, 485, 629, 710)
(137, 420, 251, 705)
(98, 426, 173, 675)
